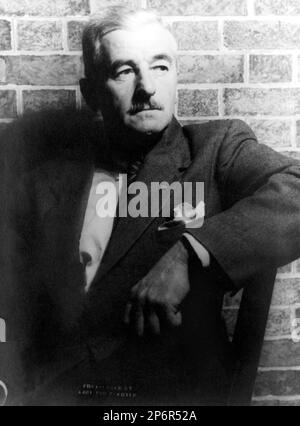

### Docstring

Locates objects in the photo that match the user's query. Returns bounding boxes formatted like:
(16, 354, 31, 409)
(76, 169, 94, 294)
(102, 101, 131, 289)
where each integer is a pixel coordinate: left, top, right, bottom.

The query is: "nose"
(136, 68, 156, 97)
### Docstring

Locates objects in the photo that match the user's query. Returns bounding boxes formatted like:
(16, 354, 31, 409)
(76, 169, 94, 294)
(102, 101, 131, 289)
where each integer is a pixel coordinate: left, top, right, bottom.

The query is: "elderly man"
(1, 6, 300, 406)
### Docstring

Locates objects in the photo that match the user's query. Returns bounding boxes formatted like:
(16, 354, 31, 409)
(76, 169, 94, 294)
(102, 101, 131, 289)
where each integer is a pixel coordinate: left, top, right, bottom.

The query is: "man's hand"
(124, 240, 190, 336)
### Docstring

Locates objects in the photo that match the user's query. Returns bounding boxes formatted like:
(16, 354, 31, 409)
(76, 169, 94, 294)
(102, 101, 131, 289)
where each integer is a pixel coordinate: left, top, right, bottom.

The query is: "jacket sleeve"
(186, 119, 300, 291)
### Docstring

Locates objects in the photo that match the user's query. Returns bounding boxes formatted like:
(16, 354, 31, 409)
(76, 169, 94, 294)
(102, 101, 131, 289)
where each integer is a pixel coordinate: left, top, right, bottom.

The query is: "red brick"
(17, 21, 63, 51)
(68, 21, 86, 51)
(254, 370, 300, 396)
(252, 398, 300, 406)
(172, 22, 219, 50)
(260, 340, 300, 367)
(0, 0, 90, 16)
(224, 21, 300, 50)
(222, 308, 238, 338)
(90, 0, 139, 14)
(250, 55, 292, 83)
(255, 0, 300, 15)
(0, 57, 6, 83)
(271, 278, 300, 306)
(277, 263, 293, 274)
(296, 122, 300, 147)
(246, 119, 292, 148)
(1, 55, 82, 86)
(23, 90, 76, 113)
(0, 91, 17, 119)
(224, 88, 300, 116)
(178, 55, 244, 84)
(295, 307, 300, 319)
(265, 309, 291, 338)
(297, 56, 300, 83)
(223, 290, 243, 308)
(147, 0, 247, 15)
(178, 89, 219, 117)
(0, 20, 11, 51)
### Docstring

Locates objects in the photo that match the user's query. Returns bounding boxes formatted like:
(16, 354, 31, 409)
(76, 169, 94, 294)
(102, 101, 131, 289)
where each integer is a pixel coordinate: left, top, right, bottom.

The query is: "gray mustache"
(129, 101, 163, 115)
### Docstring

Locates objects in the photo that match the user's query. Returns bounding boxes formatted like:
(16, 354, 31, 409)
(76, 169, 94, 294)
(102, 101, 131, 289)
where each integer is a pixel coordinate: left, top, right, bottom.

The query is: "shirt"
(79, 170, 121, 292)
(79, 171, 210, 293)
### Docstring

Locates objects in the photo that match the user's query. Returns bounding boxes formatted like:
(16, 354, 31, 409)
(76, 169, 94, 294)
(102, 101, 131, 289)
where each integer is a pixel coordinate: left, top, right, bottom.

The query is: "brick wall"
(0, 0, 300, 406)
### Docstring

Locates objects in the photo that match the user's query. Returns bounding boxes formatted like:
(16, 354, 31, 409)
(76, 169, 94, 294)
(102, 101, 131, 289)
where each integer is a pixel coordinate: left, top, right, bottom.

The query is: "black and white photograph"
(1, 0, 300, 408)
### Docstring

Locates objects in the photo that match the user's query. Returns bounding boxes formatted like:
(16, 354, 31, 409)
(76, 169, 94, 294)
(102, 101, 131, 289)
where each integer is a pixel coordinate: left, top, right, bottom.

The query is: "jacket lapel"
(94, 118, 191, 283)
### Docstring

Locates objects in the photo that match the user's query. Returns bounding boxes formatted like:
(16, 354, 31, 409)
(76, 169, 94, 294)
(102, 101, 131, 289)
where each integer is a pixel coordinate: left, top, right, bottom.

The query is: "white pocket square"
(173, 201, 205, 229)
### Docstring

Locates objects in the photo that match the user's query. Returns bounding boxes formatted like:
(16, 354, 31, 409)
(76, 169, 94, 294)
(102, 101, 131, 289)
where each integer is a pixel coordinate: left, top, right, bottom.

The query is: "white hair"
(82, 5, 177, 80)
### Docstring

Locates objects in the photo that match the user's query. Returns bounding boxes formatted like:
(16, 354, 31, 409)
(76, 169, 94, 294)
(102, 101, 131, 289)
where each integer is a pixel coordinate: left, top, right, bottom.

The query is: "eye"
(115, 67, 135, 80)
(151, 64, 169, 76)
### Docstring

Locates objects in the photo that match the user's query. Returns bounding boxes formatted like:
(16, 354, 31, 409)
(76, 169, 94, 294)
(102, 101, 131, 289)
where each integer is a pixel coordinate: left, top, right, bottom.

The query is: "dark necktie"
(127, 156, 145, 183)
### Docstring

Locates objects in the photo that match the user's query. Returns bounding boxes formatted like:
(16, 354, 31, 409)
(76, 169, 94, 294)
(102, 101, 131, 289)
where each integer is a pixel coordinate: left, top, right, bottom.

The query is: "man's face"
(98, 23, 178, 134)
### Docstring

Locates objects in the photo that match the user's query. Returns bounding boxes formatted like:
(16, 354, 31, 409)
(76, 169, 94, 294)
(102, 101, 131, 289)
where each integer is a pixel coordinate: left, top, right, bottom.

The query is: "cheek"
(105, 83, 134, 111)
(157, 77, 177, 107)
(160, 86, 177, 110)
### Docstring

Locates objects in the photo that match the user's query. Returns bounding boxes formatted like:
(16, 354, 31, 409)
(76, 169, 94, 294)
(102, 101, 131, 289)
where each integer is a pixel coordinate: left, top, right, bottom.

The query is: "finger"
(130, 279, 147, 299)
(130, 282, 140, 298)
(154, 302, 182, 328)
(134, 305, 145, 337)
(124, 302, 133, 325)
(124, 301, 145, 336)
(146, 310, 161, 335)
(165, 308, 182, 328)
(127, 286, 148, 336)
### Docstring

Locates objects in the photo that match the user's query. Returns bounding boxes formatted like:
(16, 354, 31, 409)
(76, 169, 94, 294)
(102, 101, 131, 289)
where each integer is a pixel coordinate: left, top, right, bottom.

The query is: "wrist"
(182, 233, 210, 267)
(180, 236, 199, 263)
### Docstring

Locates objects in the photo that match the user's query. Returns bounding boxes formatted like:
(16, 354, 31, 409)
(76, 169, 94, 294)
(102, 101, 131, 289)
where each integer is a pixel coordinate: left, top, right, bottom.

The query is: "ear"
(79, 78, 101, 112)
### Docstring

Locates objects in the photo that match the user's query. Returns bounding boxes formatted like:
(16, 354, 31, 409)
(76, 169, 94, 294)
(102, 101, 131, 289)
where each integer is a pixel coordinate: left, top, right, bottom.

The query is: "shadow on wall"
(0, 107, 103, 176)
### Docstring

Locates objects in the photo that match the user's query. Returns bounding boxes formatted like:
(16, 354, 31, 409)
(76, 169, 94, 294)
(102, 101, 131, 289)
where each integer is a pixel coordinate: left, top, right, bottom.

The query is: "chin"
(126, 115, 170, 135)
(132, 124, 165, 134)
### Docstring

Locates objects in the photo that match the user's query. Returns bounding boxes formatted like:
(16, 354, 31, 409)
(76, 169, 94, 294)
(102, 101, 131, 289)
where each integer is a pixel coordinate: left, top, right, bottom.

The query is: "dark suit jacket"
(1, 114, 300, 405)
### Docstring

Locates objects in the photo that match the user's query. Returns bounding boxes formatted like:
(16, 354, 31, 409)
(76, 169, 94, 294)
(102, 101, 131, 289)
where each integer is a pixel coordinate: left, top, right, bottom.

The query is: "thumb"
(166, 309, 182, 328)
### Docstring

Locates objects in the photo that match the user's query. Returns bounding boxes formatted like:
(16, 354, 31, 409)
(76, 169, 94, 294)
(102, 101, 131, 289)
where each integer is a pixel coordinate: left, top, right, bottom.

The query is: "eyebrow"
(151, 54, 174, 64)
(110, 54, 174, 73)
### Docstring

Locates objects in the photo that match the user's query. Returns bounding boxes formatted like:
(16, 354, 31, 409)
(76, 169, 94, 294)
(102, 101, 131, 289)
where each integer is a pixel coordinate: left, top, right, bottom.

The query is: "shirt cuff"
(182, 232, 210, 268)
(182, 233, 235, 293)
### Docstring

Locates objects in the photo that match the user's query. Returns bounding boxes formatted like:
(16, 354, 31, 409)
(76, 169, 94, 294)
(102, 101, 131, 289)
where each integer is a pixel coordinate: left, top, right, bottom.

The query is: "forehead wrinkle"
(111, 53, 174, 67)
(101, 25, 177, 59)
